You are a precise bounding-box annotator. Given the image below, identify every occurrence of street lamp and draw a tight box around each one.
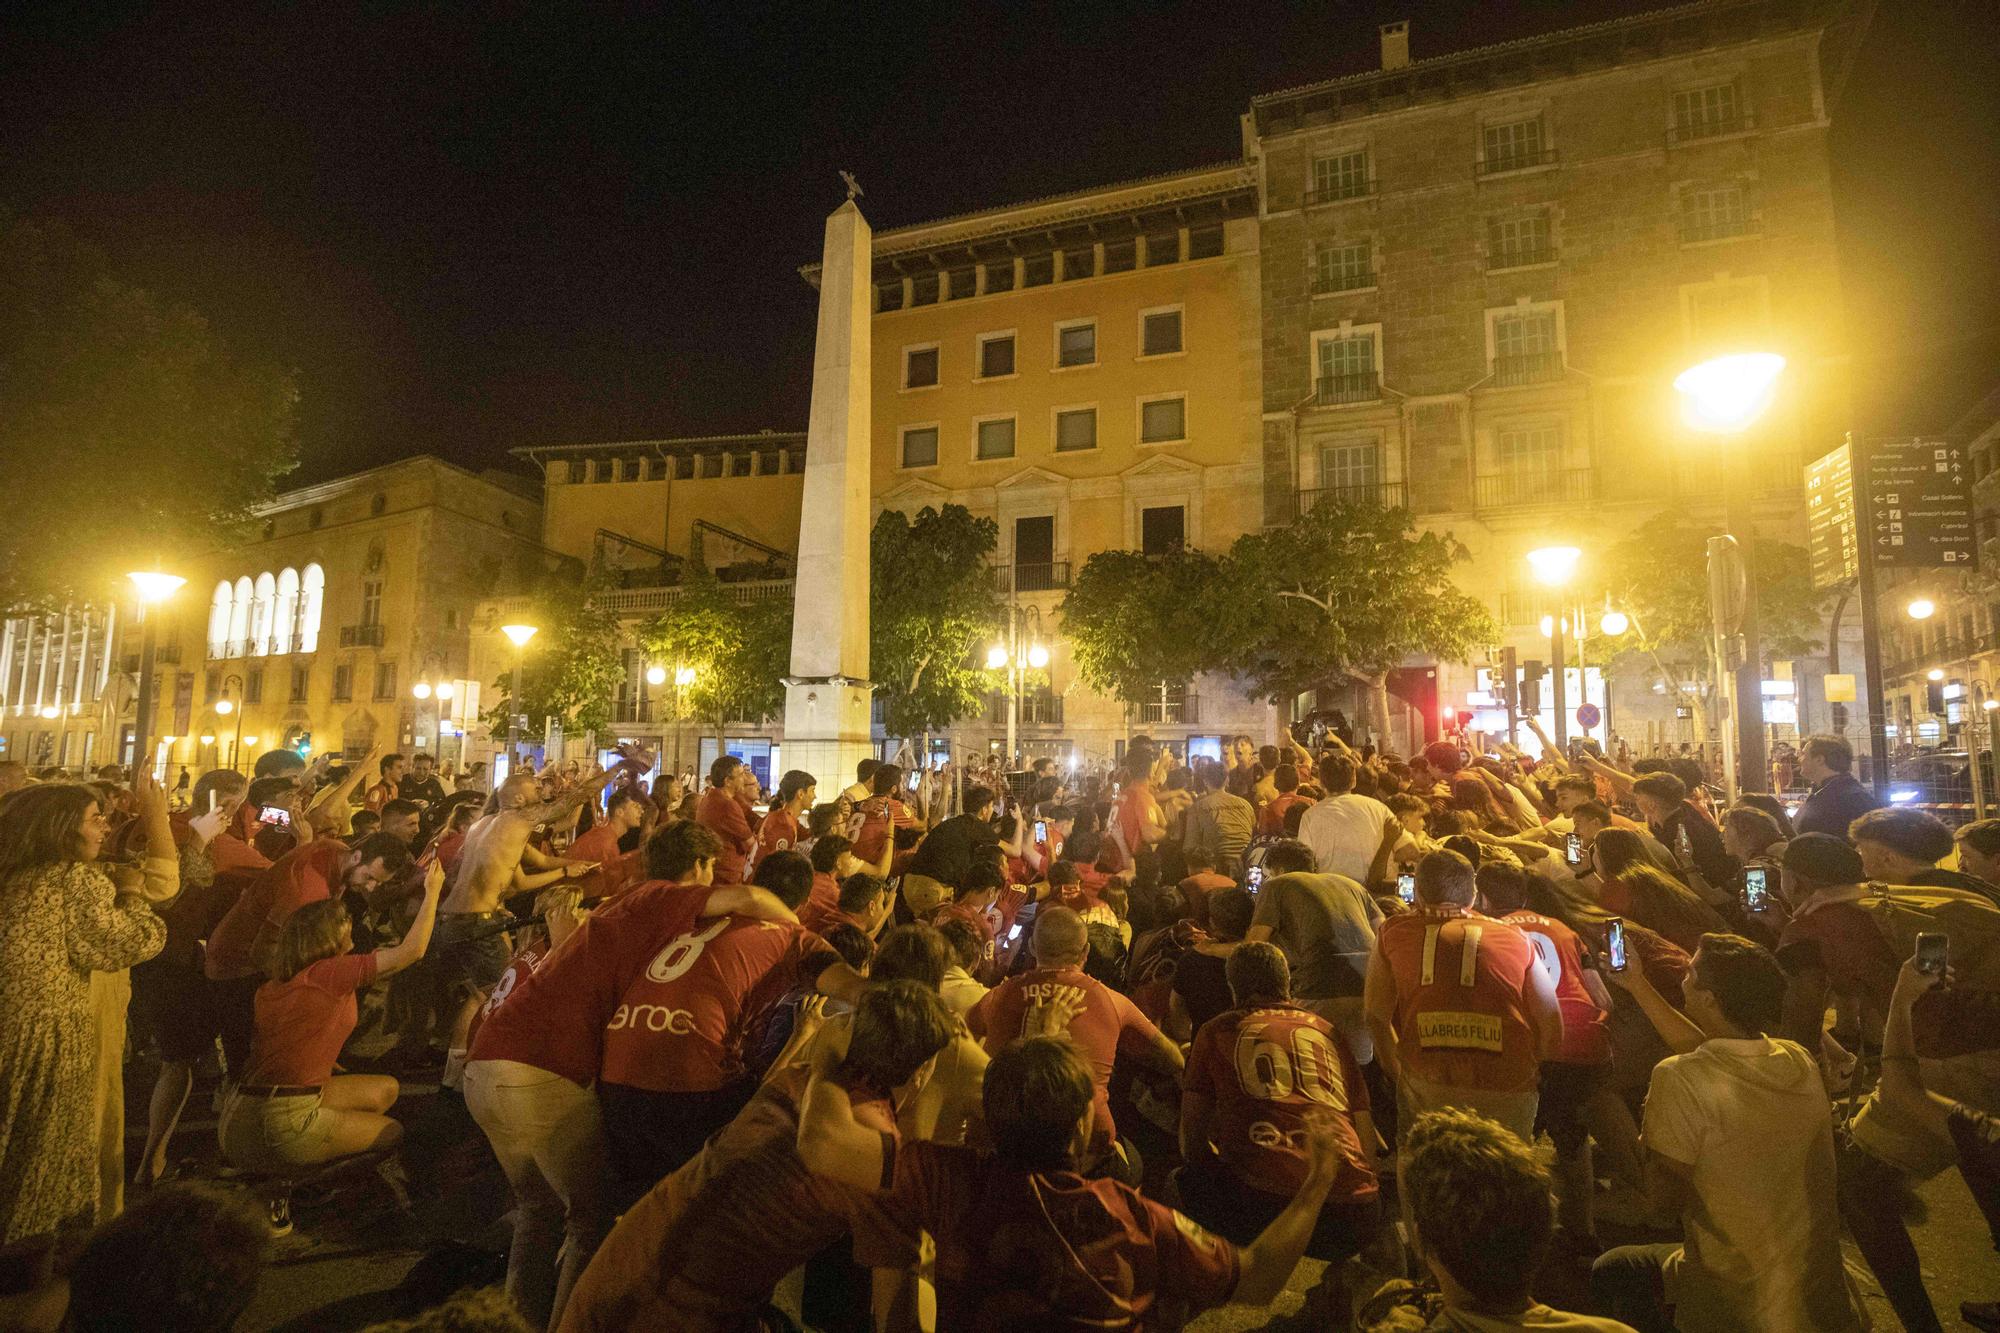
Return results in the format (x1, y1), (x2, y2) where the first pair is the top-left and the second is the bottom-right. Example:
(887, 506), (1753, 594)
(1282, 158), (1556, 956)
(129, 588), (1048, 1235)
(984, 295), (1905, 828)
(500, 623), (538, 773)
(645, 665), (668, 686)
(1527, 546), (1581, 751)
(126, 569), (187, 781)
(1907, 599), (1936, 621)
(216, 672), (246, 772)
(1673, 353), (1787, 435)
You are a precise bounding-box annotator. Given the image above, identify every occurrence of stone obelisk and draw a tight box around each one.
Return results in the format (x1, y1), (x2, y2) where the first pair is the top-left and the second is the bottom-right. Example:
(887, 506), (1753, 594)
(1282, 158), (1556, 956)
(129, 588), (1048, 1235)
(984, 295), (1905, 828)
(782, 191), (875, 784)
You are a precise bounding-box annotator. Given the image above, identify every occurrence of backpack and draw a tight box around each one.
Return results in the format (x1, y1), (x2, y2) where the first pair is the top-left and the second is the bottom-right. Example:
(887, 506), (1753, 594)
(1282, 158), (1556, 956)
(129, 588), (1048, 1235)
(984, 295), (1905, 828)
(1862, 882), (2000, 992)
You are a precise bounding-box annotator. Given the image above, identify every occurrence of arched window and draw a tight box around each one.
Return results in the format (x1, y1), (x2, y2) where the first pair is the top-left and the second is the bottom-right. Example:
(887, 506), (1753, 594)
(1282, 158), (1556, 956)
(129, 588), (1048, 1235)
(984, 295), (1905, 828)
(272, 568), (299, 655)
(250, 571), (276, 656)
(229, 576), (253, 656)
(299, 564), (325, 653)
(208, 582), (233, 659)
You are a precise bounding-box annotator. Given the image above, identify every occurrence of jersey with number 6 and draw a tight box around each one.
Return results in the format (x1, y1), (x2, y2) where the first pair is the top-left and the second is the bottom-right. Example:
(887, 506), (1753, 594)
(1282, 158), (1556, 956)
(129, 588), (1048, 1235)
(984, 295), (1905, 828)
(1376, 907), (1541, 1093)
(1501, 909), (1609, 1065)
(598, 913), (841, 1094)
(1185, 1002), (1377, 1201)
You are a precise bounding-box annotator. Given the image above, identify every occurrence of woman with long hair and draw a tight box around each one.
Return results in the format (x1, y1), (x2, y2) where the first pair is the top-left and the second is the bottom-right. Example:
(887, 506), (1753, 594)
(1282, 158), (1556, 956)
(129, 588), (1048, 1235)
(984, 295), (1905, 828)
(0, 782), (169, 1254)
(217, 857), (443, 1203)
(1590, 827), (1728, 953)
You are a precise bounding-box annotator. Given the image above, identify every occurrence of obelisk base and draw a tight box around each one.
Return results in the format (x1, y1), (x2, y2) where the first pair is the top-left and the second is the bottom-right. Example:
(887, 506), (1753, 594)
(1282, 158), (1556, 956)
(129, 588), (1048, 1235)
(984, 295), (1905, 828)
(782, 678), (876, 786)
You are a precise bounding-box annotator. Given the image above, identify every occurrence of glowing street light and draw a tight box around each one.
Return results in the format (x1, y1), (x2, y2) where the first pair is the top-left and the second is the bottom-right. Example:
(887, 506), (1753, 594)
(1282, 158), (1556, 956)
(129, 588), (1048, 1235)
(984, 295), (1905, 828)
(501, 624), (539, 648)
(1526, 547), (1583, 750)
(1673, 352), (1787, 434)
(216, 698), (235, 714)
(39, 705), (59, 720)
(501, 623), (539, 767)
(243, 734), (259, 745)
(1907, 599), (1936, 621)
(127, 571), (188, 605)
(126, 569), (187, 781)
(1026, 643), (1050, 670)
(1929, 668), (1946, 682)
(985, 643), (1009, 671)
(645, 665), (668, 686)
(675, 666), (697, 687)
(1526, 545), (1582, 587)
(436, 682), (454, 700)
(199, 733), (216, 746)
(411, 681), (433, 700)
(1600, 610), (1631, 637)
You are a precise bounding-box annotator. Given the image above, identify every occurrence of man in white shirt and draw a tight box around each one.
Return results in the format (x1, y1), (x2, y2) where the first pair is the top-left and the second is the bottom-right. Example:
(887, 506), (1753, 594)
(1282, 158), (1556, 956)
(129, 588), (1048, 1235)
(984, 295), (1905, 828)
(1297, 753), (1405, 886)
(1591, 933), (1864, 1333)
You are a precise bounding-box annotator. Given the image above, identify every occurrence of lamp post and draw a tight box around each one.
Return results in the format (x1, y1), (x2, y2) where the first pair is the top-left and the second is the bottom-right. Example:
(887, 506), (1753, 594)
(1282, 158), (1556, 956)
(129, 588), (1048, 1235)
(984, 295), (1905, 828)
(126, 570), (187, 780)
(1527, 546), (1582, 752)
(500, 623), (538, 773)
(411, 658), (456, 759)
(216, 672), (245, 772)
(1674, 351), (1786, 796)
(986, 605), (1048, 768)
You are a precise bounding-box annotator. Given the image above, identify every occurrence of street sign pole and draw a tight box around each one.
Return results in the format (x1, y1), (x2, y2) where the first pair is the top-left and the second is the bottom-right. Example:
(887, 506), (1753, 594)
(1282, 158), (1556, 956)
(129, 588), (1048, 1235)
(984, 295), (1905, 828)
(1854, 437), (1893, 789)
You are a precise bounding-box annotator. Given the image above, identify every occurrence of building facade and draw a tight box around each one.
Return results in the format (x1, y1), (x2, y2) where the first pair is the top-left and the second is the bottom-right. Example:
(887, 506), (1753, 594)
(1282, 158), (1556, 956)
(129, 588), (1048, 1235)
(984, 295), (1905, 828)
(141, 456), (547, 778)
(0, 603), (127, 771)
(1248, 1), (1854, 749)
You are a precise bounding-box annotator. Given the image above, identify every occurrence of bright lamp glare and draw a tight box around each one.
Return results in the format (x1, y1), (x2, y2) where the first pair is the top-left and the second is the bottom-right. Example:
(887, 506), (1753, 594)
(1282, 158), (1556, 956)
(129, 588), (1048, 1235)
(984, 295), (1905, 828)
(675, 666), (697, 686)
(1985, 699), (1999, 713)
(501, 623), (539, 647)
(1907, 599), (1936, 621)
(1539, 615), (1555, 638)
(412, 681), (432, 699)
(39, 705), (59, 720)
(645, 666), (668, 686)
(1600, 611), (1631, 636)
(1928, 668), (1946, 682)
(243, 735), (259, 745)
(1027, 643), (1050, 669)
(1674, 352), (1787, 433)
(126, 570), (187, 604)
(199, 734), (215, 745)
(985, 644), (1009, 670)
(436, 682), (454, 700)
(215, 699), (234, 714)
(1526, 545), (1582, 587)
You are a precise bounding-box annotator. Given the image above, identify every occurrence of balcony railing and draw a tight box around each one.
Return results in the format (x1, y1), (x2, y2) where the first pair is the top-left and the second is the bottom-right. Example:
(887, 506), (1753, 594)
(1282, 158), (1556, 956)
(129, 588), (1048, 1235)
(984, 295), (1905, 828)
(1487, 246), (1555, 271)
(1310, 272), (1373, 295)
(1678, 217), (1758, 245)
(1304, 180), (1375, 207)
(339, 624), (386, 648)
(1475, 468), (1596, 510)
(1314, 373), (1381, 407)
(599, 578), (794, 616)
(1667, 113), (1756, 146)
(1478, 148), (1558, 176)
(989, 694), (1065, 726)
(996, 561), (1071, 594)
(1491, 352), (1565, 386)
(1296, 481), (1407, 514)
(153, 645), (182, 666)
(1133, 694), (1199, 725)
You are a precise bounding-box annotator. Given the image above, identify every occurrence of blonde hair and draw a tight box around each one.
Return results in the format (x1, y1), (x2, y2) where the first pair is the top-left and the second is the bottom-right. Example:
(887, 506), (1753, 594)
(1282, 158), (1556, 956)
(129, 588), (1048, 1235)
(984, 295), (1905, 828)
(274, 898), (351, 981)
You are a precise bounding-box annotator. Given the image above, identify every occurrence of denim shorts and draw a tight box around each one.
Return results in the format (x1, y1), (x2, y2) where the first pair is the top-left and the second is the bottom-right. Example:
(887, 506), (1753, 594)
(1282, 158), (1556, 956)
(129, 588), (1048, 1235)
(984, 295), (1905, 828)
(219, 1090), (336, 1172)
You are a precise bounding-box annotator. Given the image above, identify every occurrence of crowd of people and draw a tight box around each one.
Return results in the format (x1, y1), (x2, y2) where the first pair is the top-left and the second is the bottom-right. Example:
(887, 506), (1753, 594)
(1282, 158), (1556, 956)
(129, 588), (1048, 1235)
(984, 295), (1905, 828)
(2, 722), (1999, 1332)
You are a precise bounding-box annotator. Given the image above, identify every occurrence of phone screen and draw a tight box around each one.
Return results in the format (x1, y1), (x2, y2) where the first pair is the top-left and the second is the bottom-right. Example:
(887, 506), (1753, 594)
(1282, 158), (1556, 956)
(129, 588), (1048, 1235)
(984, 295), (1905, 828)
(1564, 833), (1581, 866)
(1006, 923), (1024, 943)
(258, 806), (290, 827)
(1396, 871), (1416, 905)
(1917, 931), (1949, 976)
(1742, 866), (1768, 912)
(1033, 820), (1047, 844)
(1606, 918), (1627, 972)
(208, 788), (219, 814)
(1246, 865), (1265, 893)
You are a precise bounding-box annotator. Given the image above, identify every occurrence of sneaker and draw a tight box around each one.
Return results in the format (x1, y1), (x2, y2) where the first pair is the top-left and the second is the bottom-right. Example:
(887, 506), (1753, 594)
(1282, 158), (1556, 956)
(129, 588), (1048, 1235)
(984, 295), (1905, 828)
(268, 1196), (293, 1238)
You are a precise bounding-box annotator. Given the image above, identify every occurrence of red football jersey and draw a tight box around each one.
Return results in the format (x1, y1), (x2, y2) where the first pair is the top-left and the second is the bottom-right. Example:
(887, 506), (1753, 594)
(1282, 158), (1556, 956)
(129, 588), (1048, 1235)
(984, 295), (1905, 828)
(966, 966), (1163, 1152)
(1501, 910), (1609, 1065)
(1375, 907), (1541, 1093)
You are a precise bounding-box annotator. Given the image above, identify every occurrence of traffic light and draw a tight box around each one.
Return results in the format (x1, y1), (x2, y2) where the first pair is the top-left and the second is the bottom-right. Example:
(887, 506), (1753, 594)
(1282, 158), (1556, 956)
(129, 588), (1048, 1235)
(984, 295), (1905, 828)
(1520, 658), (1545, 714)
(1927, 679), (1946, 716)
(1830, 703), (1849, 731)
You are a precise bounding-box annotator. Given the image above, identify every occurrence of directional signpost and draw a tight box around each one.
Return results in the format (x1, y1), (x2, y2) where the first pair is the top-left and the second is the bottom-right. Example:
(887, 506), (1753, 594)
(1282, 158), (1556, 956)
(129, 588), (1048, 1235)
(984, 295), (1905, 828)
(1805, 441), (1858, 590)
(1865, 438), (1975, 570)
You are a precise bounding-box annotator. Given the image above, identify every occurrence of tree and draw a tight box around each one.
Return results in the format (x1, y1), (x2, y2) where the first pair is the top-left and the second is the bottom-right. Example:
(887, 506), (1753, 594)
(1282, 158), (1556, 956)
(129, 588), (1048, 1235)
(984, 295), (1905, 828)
(1226, 500), (1497, 740)
(869, 505), (1005, 739)
(1592, 512), (1824, 736)
(1060, 548), (1237, 703)
(0, 212), (298, 607)
(638, 569), (791, 740)
(484, 561), (626, 736)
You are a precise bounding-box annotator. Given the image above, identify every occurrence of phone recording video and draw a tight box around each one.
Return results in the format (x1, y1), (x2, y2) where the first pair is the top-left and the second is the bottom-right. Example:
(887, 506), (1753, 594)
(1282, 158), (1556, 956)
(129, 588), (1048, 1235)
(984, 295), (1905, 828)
(258, 805), (291, 827)
(1917, 931), (1949, 977)
(1006, 923), (1024, 943)
(1396, 871), (1417, 905)
(1246, 865), (1265, 893)
(1606, 917), (1627, 972)
(1742, 865), (1769, 912)
(1564, 832), (1582, 867)
(1033, 820), (1047, 844)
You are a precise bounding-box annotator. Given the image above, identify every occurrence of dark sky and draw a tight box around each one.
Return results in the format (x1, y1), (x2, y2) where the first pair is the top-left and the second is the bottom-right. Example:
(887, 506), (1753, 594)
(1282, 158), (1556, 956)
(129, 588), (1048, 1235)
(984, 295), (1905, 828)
(4, 1), (1996, 485)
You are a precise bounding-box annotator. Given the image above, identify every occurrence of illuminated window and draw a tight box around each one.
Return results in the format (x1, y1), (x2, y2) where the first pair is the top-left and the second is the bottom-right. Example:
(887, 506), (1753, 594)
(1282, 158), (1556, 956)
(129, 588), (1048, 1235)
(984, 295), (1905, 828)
(250, 571), (275, 655)
(298, 564), (324, 652)
(208, 582), (233, 660)
(272, 568), (298, 654)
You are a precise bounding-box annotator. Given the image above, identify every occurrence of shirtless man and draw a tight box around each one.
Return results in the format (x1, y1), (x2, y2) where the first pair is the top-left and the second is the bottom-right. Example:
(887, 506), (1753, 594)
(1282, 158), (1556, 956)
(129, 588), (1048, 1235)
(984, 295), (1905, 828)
(435, 743), (652, 1086)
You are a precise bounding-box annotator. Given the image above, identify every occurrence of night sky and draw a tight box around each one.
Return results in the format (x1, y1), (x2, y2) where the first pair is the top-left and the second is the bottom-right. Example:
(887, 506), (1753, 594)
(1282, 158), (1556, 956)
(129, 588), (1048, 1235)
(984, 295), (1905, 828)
(5, 1), (1996, 485)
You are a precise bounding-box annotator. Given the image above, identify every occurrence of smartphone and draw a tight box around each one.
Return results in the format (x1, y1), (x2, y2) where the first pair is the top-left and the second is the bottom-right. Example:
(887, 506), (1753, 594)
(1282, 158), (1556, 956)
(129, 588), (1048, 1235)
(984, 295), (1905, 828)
(1246, 864), (1265, 893)
(1033, 819), (1047, 844)
(1742, 865), (1769, 912)
(1396, 871), (1417, 905)
(258, 805), (291, 827)
(1564, 832), (1582, 867)
(1916, 931), (1949, 977)
(208, 788), (219, 814)
(1605, 917), (1627, 972)
(1006, 922), (1024, 943)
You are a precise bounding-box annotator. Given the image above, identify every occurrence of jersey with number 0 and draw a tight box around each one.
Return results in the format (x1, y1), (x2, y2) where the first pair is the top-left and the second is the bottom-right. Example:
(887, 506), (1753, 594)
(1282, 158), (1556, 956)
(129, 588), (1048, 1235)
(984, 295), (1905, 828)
(1186, 1003), (1377, 1201)
(1501, 909), (1610, 1065)
(1376, 907), (1541, 1093)
(599, 912), (840, 1094)
(463, 935), (552, 1053)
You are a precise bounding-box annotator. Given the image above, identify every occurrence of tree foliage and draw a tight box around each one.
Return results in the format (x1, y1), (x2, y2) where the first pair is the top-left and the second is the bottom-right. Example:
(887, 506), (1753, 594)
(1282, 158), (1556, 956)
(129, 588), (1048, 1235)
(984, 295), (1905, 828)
(0, 212), (298, 607)
(869, 505), (1004, 737)
(1061, 548), (1237, 704)
(638, 569), (791, 729)
(485, 562), (627, 735)
(1226, 501), (1497, 706)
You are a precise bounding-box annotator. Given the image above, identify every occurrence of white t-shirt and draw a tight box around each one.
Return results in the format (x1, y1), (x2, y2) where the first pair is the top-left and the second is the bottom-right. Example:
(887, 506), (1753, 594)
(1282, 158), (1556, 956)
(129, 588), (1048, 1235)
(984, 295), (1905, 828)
(1297, 792), (1401, 883)
(1643, 1037), (1864, 1333)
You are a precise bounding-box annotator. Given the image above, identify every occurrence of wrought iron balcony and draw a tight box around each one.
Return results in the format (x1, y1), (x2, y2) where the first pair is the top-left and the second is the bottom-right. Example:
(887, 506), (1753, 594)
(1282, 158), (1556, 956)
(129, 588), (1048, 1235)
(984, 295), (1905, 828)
(1478, 148), (1558, 176)
(1314, 373), (1381, 407)
(996, 561), (1071, 595)
(1310, 271), (1374, 295)
(1133, 693), (1199, 725)
(339, 624), (386, 648)
(1486, 246), (1555, 271)
(1295, 482), (1407, 514)
(1475, 468), (1596, 510)
(1491, 351), (1565, 386)
(989, 693), (1065, 726)
(1304, 179), (1375, 207)
(1667, 113), (1756, 146)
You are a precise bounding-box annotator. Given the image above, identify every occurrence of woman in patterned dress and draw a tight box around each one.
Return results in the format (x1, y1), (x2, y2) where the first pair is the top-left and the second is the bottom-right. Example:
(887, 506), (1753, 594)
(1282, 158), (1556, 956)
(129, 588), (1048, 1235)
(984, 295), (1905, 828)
(0, 783), (168, 1254)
